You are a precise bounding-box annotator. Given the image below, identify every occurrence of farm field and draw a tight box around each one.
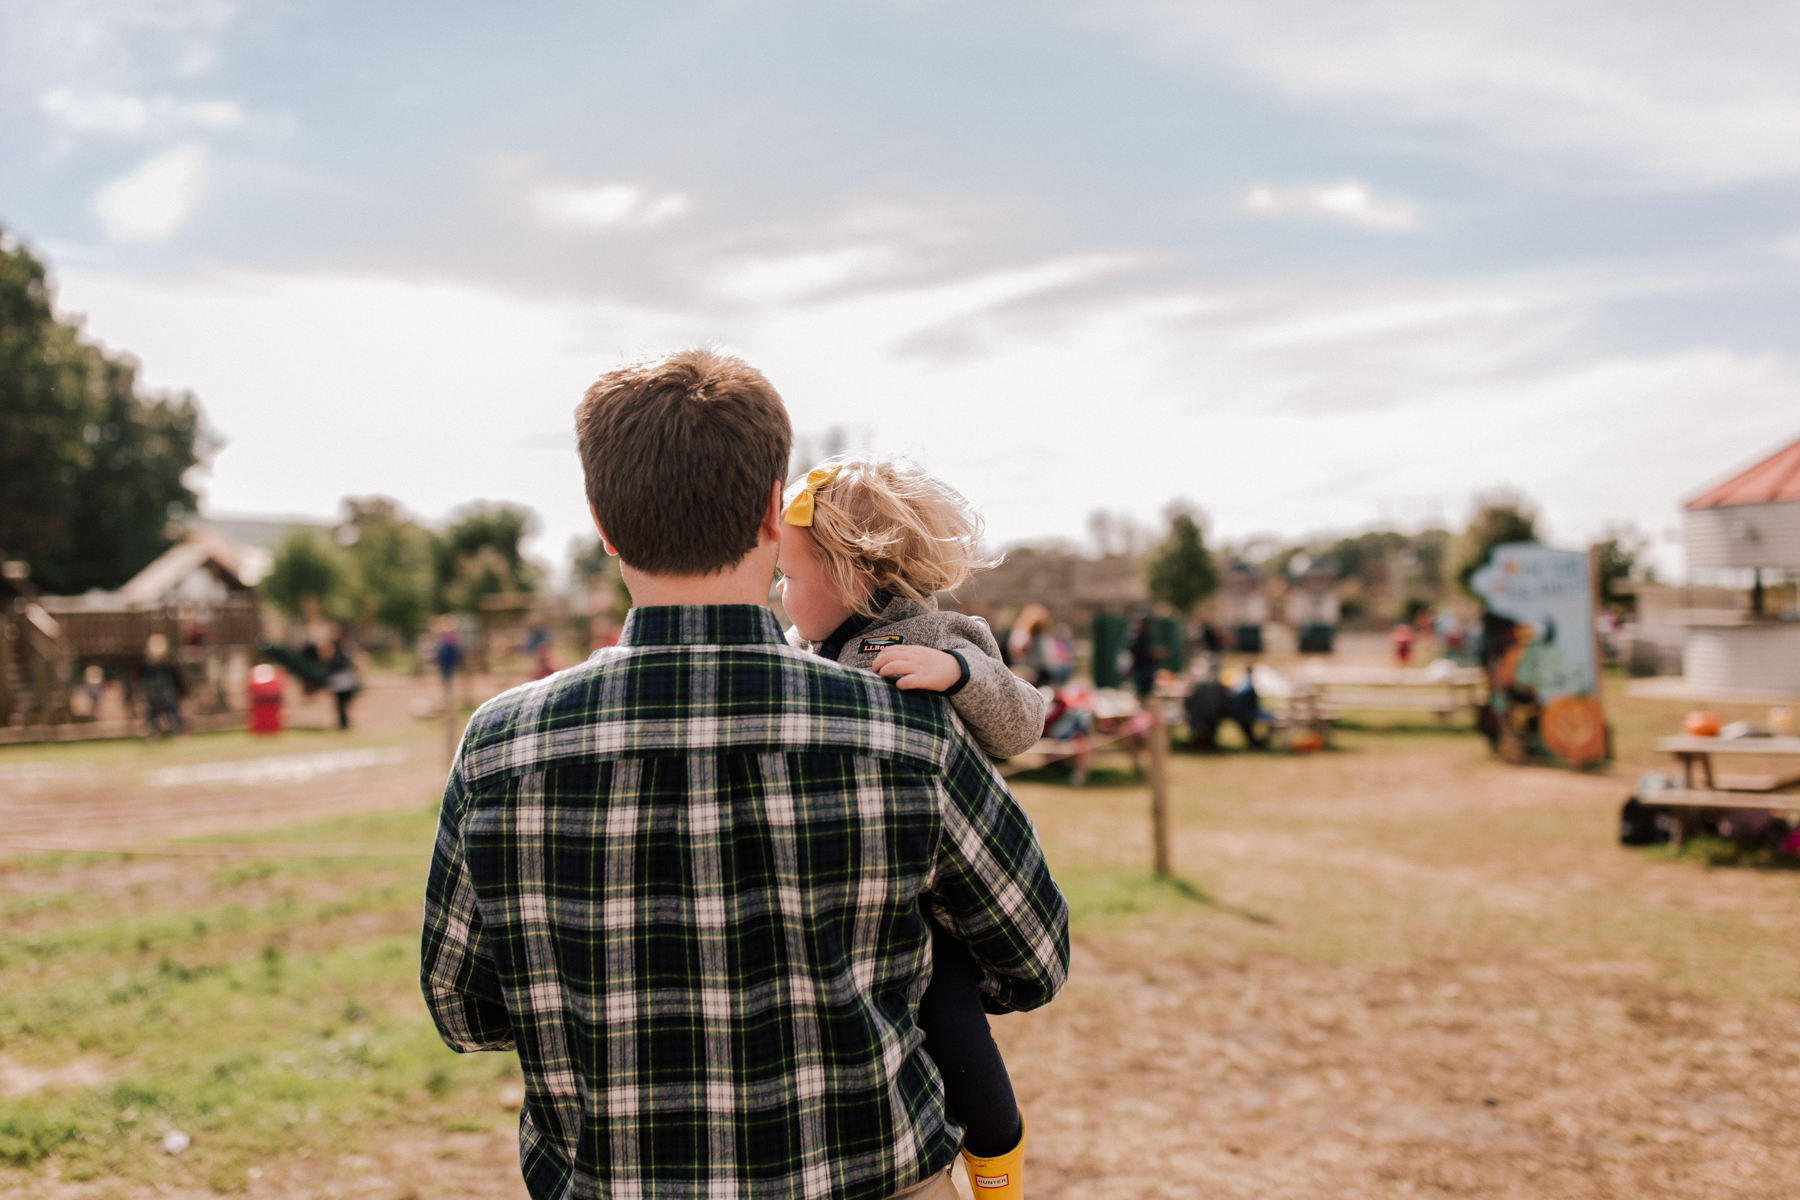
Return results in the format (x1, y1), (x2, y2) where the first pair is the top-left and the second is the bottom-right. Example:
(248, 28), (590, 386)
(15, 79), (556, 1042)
(1, 673), (1796, 1199)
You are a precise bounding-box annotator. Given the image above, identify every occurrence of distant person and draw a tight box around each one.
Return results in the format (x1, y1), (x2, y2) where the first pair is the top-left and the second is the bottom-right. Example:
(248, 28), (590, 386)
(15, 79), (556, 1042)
(432, 617), (463, 706)
(1199, 620), (1225, 656)
(1390, 620), (1415, 665)
(324, 625), (360, 730)
(1007, 603), (1060, 688)
(1128, 615), (1166, 698)
(529, 639), (556, 680)
(140, 634), (185, 737)
(422, 349), (1066, 1200)
(776, 456), (1050, 1191)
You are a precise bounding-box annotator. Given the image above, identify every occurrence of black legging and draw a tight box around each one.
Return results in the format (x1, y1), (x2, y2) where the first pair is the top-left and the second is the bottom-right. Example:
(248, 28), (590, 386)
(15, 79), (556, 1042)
(916, 916), (1022, 1157)
(334, 689), (353, 730)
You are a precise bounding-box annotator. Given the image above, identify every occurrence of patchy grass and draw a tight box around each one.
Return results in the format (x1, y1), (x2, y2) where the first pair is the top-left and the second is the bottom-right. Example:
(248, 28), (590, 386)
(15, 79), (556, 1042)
(0, 801), (517, 1191)
(3, 677), (1799, 1197)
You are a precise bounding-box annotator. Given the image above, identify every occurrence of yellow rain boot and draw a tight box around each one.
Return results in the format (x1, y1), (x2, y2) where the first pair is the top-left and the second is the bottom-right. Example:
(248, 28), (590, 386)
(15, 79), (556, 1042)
(960, 1113), (1025, 1200)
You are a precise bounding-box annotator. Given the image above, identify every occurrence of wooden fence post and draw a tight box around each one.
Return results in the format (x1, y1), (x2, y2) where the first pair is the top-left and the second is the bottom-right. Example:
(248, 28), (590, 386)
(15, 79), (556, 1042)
(1149, 696), (1172, 878)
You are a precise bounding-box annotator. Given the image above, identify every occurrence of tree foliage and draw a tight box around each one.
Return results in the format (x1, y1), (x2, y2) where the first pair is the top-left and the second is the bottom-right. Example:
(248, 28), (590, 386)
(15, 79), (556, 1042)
(341, 496), (435, 638)
(1455, 491), (1539, 594)
(0, 229), (212, 593)
(436, 503), (540, 613)
(265, 530), (349, 620)
(1144, 511), (1219, 616)
(1593, 524), (1650, 612)
(571, 535), (631, 620)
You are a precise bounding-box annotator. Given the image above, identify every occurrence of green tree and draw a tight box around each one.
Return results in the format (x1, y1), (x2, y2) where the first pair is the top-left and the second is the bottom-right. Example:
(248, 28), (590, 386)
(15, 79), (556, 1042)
(0, 228), (213, 593)
(435, 503), (541, 612)
(1455, 490), (1539, 594)
(340, 497), (435, 638)
(1593, 524), (1650, 613)
(265, 530), (350, 621)
(572, 535), (631, 620)
(1144, 511), (1219, 616)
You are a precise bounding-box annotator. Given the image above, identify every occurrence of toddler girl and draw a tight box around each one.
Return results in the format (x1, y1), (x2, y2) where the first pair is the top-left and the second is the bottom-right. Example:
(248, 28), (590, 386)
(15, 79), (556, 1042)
(776, 457), (1044, 1199)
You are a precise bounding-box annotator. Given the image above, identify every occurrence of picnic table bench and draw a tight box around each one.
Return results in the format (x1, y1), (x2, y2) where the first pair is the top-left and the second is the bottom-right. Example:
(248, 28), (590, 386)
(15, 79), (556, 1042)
(1648, 735), (1800, 847)
(1290, 665), (1487, 726)
(998, 688), (1151, 784)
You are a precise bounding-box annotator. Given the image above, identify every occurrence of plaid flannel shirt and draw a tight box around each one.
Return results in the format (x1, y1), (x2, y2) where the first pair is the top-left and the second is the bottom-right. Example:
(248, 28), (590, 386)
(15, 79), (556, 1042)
(421, 605), (1068, 1200)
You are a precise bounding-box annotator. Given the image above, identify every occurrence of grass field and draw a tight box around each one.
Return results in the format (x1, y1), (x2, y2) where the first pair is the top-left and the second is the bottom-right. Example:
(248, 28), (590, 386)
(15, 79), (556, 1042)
(2, 674), (1797, 1198)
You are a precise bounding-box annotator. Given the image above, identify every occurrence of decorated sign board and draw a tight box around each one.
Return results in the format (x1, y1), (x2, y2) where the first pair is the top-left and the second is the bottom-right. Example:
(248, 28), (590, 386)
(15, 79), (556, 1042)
(1469, 542), (1608, 767)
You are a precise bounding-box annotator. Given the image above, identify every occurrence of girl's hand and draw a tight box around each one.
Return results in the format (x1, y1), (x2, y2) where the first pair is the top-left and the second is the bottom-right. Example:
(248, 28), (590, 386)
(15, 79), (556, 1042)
(871, 646), (962, 691)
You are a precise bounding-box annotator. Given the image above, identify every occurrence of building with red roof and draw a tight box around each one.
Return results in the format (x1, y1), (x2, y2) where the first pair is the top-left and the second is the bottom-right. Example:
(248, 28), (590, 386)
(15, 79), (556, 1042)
(1675, 433), (1800, 695)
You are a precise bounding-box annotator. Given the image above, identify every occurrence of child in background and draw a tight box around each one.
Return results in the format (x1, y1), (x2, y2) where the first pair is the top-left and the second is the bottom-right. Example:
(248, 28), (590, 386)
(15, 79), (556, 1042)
(776, 458), (1044, 1199)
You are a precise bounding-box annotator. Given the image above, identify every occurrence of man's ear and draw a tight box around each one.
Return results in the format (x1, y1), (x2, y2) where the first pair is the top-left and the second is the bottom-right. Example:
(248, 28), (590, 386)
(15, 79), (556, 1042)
(589, 504), (619, 557)
(759, 480), (784, 545)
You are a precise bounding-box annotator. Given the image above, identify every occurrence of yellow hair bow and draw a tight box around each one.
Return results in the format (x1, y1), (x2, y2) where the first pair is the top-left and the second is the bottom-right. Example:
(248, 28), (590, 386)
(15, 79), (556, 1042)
(783, 465), (841, 527)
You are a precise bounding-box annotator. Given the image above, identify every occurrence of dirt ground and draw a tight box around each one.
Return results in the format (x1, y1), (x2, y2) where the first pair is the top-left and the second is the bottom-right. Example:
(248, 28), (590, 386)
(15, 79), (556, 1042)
(3, 667), (1798, 1199)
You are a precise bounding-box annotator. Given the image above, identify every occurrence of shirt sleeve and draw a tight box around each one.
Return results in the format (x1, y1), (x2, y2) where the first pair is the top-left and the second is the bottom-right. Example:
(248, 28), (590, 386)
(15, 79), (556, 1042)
(420, 754), (516, 1052)
(926, 731), (1070, 1014)
(935, 616), (1048, 760)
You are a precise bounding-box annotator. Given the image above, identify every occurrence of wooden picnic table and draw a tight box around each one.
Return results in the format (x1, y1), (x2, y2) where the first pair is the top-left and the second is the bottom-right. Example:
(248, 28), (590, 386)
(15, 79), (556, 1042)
(1649, 735), (1800, 847)
(1291, 664), (1487, 726)
(1653, 735), (1800, 792)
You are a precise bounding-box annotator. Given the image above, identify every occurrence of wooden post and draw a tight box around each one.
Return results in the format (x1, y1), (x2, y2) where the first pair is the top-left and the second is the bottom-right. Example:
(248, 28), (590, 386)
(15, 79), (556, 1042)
(1148, 696), (1172, 877)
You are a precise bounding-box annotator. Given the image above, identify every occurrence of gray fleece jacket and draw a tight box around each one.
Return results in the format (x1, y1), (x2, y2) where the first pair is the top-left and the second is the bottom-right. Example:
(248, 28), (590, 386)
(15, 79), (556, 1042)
(785, 593), (1047, 759)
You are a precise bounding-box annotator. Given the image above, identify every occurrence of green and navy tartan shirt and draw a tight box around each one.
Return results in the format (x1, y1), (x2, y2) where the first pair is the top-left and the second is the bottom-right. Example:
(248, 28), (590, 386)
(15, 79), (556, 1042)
(421, 605), (1068, 1200)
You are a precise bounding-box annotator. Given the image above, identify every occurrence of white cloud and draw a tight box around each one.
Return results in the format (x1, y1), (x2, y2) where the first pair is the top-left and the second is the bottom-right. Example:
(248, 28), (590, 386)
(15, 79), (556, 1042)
(94, 144), (207, 242)
(713, 246), (900, 304)
(527, 183), (691, 231)
(1098, 0), (1800, 188)
(41, 88), (243, 135)
(1242, 181), (1417, 231)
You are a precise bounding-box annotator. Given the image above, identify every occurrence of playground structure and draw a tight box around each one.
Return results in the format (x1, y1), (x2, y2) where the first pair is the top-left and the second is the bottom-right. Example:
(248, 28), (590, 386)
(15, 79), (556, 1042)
(0, 534), (261, 742)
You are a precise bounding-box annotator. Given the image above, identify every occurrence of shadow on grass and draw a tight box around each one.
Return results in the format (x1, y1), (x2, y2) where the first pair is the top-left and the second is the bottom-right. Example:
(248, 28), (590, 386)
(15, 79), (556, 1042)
(1642, 835), (1800, 872)
(1325, 718), (1480, 736)
(1061, 869), (1276, 926)
(1005, 765), (1144, 788)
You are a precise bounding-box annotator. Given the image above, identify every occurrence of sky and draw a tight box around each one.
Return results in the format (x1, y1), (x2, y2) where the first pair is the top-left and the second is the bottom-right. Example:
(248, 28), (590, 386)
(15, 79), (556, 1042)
(4, 0), (1799, 577)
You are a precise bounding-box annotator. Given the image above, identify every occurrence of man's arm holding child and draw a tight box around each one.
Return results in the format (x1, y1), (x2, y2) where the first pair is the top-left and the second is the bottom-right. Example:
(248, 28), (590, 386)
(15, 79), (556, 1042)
(925, 733), (1070, 1013)
(872, 615), (1047, 758)
(420, 763), (515, 1053)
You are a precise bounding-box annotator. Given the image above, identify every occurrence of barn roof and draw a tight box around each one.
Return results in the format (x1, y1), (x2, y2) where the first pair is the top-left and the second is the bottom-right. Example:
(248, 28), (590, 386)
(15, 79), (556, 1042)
(1686, 433), (1800, 510)
(114, 532), (252, 606)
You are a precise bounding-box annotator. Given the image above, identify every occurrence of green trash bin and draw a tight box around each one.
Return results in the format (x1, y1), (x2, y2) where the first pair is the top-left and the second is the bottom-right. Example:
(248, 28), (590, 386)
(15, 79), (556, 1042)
(1152, 616), (1186, 675)
(1091, 613), (1130, 689)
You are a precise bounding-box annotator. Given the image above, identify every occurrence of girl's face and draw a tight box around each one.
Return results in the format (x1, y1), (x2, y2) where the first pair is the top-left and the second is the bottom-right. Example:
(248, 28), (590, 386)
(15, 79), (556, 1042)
(777, 525), (857, 642)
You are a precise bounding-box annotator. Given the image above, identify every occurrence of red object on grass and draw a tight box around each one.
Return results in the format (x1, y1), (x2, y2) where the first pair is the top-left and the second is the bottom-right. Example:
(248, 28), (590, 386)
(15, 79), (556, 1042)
(249, 665), (284, 734)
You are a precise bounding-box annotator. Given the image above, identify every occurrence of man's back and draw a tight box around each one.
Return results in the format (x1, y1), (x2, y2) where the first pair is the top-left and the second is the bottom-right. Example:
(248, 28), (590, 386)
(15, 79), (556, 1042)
(422, 605), (1068, 1200)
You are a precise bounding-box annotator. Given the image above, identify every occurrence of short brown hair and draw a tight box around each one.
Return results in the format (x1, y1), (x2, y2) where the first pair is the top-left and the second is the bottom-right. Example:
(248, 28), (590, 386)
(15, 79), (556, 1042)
(576, 349), (791, 575)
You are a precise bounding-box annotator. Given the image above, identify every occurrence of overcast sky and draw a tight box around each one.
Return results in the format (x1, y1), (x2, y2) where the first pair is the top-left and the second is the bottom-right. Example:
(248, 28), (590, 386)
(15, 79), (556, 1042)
(5, 1), (1799, 575)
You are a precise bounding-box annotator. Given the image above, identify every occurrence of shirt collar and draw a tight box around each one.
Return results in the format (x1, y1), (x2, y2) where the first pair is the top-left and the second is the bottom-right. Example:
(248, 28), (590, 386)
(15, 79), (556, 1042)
(818, 589), (894, 660)
(617, 605), (786, 647)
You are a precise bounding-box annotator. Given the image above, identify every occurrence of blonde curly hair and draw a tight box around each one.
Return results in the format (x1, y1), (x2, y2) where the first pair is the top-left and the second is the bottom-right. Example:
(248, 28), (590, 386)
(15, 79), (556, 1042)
(787, 456), (996, 616)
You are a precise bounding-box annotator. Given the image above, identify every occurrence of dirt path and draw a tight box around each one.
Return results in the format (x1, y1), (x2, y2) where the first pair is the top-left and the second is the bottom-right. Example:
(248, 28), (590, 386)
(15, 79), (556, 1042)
(0, 672), (529, 848)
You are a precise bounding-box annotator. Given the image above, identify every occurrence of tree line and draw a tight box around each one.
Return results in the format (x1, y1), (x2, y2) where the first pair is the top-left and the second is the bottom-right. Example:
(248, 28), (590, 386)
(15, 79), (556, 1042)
(0, 229), (210, 593)
(1136, 491), (1648, 620)
(264, 499), (543, 644)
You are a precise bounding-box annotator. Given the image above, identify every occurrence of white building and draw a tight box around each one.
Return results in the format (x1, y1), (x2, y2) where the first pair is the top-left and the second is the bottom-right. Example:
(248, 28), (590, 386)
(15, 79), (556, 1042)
(1678, 434), (1800, 694)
